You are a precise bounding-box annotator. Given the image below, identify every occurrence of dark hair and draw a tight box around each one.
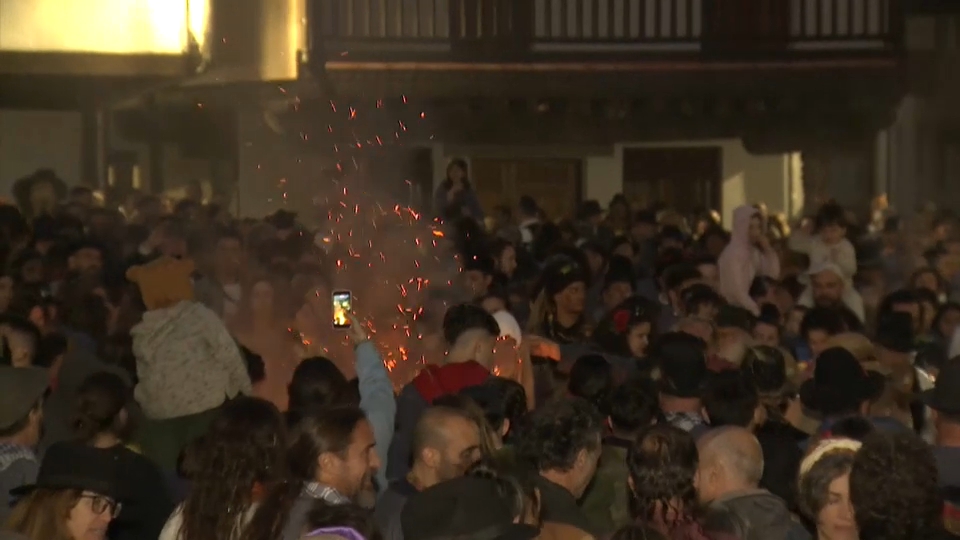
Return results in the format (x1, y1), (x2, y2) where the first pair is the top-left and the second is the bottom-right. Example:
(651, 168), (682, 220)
(466, 456), (541, 527)
(287, 357), (349, 415)
(593, 296), (658, 358)
(830, 416), (877, 442)
(477, 377), (528, 438)
(607, 379), (658, 435)
(180, 397), (287, 540)
(567, 354), (613, 415)
(877, 289), (919, 322)
(243, 406), (367, 540)
(515, 397), (603, 472)
(798, 448), (857, 522)
(34, 332), (68, 369)
(799, 307), (845, 340)
(0, 315), (41, 365)
(702, 371), (759, 428)
(814, 202), (848, 231)
(910, 267), (947, 296)
(304, 502), (382, 540)
(849, 431), (944, 540)
(663, 264), (702, 294)
(442, 303), (500, 345)
(215, 226), (244, 246)
(73, 372), (131, 443)
(680, 284), (724, 317)
(756, 303), (781, 330)
(626, 425), (699, 528)
(933, 302), (960, 339)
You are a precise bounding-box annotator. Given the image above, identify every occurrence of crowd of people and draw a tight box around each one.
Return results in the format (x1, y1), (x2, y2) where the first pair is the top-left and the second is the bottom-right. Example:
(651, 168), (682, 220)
(2, 162), (960, 540)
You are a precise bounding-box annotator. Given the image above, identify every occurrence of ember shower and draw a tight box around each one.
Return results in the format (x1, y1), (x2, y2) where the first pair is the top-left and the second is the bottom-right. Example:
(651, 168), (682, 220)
(286, 94), (467, 387)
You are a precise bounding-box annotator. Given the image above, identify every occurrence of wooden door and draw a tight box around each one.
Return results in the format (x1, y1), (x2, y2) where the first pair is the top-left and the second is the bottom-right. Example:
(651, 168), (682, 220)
(622, 147), (722, 213)
(470, 158), (582, 220)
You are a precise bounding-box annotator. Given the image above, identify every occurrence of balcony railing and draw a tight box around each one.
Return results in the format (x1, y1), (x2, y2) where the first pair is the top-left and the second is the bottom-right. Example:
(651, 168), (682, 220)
(310, 0), (903, 62)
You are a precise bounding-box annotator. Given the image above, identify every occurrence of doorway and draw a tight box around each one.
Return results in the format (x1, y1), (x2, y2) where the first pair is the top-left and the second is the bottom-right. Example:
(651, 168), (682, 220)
(622, 147), (722, 212)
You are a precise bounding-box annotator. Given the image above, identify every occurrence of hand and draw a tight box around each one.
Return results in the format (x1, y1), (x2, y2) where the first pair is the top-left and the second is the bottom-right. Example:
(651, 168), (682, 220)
(347, 314), (369, 345)
(526, 335), (560, 362)
(756, 235), (772, 253)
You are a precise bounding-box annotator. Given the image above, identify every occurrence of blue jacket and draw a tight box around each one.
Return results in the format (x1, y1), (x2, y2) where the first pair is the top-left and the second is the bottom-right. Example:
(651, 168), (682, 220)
(356, 341), (397, 493)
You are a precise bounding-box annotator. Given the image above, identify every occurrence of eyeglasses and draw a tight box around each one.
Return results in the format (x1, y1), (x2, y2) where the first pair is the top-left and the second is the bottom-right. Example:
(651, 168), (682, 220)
(81, 494), (122, 519)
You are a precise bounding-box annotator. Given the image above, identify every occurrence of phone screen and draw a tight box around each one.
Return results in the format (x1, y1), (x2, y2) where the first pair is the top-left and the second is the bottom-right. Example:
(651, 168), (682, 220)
(332, 290), (352, 329)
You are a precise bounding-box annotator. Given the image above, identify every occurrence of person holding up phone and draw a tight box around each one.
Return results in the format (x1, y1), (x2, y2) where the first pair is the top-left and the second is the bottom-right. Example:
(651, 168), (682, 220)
(342, 308), (396, 498)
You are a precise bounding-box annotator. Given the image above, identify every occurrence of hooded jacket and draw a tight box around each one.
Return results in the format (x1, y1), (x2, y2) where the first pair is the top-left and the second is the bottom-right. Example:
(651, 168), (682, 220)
(386, 361), (489, 480)
(132, 300), (252, 419)
(709, 489), (810, 540)
(718, 206), (780, 315)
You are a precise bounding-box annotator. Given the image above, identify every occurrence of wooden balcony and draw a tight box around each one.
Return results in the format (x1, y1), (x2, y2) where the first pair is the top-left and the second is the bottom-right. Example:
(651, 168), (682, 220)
(310, 0), (904, 64)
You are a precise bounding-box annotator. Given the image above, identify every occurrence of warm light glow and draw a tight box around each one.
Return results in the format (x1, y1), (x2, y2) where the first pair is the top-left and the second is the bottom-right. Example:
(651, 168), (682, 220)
(0, 0), (210, 54)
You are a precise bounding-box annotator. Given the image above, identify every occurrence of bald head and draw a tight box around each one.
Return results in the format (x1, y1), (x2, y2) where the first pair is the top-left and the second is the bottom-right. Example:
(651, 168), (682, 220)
(411, 406), (483, 483)
(698, 427), (764, 496)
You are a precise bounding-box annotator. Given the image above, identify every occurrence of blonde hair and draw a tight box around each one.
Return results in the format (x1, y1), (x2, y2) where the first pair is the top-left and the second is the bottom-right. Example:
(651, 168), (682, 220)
(6, 488), (80, 540)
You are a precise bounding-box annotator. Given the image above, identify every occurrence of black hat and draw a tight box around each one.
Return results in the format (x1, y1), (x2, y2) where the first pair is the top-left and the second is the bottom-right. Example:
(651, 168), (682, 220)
(535, 258), (586, 298)
(652, 332), (707, 398)
(874, 312), (915, 354)
(715, 305), (756, 333)
(922, 356), (960, 415)
(0, 366), (49, 430)
(11, 441), (121, 499)
(799, 347), (885, 415)
(401, 476), (538, 540)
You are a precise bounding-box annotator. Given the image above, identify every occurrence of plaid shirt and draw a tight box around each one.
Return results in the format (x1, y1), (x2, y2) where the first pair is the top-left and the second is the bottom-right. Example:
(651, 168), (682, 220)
(302, 482), (349, 505)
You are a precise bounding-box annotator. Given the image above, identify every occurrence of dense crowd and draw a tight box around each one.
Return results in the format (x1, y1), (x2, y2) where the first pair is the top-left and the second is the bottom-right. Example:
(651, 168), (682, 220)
(1, 162), (960, 540)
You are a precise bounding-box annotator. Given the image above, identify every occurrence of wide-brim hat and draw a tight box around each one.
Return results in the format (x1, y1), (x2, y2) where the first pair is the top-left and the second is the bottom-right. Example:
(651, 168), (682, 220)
(799, 347), (885, 415)
(401, 476), (537, 540)
(11, 442), (121, 500)
(0, 366), (49, 430)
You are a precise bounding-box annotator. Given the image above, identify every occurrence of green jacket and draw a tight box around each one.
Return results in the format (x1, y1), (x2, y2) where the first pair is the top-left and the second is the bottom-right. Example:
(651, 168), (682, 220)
(579, 438), (632, 535)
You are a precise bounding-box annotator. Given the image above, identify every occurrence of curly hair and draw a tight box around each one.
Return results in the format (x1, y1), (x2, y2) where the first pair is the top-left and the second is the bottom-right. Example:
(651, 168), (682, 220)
(797, 448), (856, 522)
(179, 397), (287, 540)
(514, 397), (603, 472)
(849, 431), (943, 540)
(626, 425), (699, 530)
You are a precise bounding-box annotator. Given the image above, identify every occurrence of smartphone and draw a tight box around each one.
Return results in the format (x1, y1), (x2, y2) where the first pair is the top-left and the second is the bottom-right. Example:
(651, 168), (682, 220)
(332, 290), (352, 329)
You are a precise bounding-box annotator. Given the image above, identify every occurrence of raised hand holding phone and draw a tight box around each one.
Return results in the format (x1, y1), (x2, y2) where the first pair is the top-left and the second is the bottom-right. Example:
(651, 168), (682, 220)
(346, 313), (369, 345)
